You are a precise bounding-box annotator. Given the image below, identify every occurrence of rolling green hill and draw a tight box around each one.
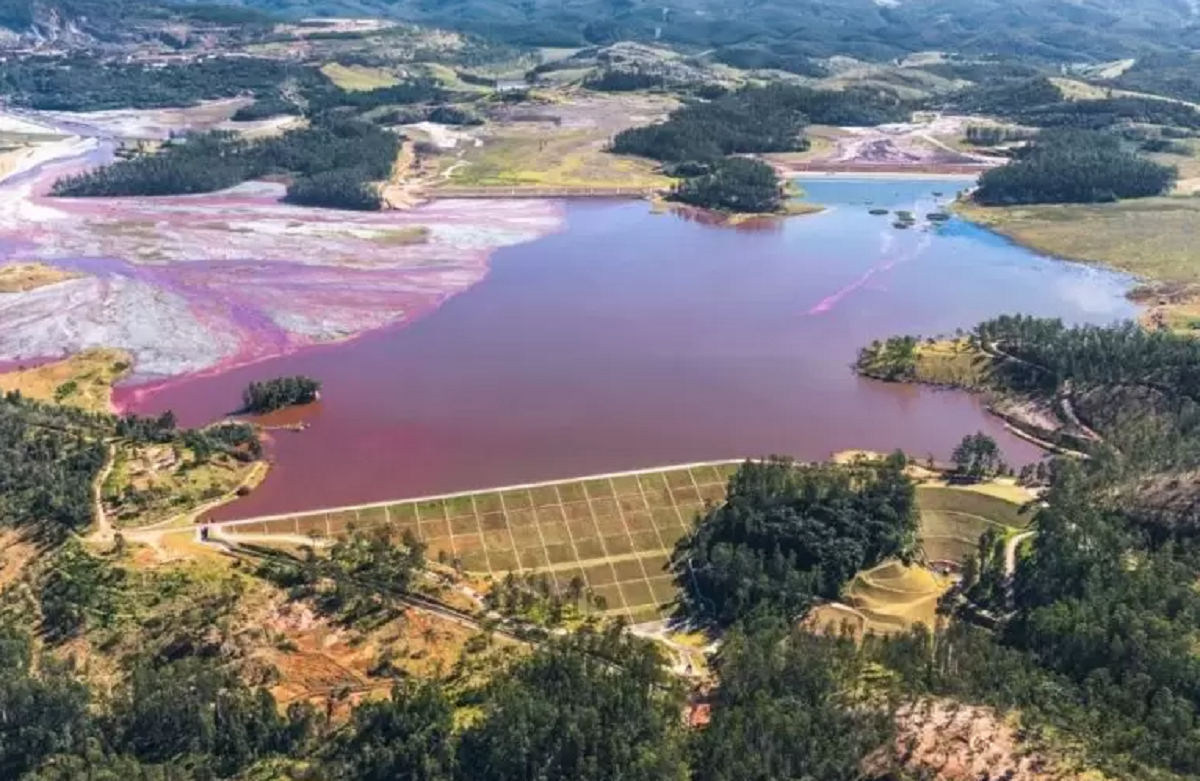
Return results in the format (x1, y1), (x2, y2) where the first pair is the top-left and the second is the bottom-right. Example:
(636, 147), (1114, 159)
(169, 0), (1200, 62)
(0, 0), (277, 44)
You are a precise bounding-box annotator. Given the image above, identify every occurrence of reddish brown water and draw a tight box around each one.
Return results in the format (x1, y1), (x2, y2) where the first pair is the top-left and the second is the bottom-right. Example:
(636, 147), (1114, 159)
(124, 179), (1138, 519)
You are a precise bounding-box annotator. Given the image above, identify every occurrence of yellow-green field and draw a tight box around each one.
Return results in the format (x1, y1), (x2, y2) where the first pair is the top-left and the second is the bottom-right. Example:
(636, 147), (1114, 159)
(957, 197), (1200, 324)
(958, 198), (1200, 283)
(812, 484), (1030, 636)
(912, 339), (993, 388)
(319, 63), (400, 91)
(442, 130), (669, 190)
(917, 484), (1031, 564)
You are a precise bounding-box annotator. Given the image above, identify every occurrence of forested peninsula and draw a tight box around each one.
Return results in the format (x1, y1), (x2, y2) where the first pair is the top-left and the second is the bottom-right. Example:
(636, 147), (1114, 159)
(610, 83), (905, 214)
(52, 119), (400, 211)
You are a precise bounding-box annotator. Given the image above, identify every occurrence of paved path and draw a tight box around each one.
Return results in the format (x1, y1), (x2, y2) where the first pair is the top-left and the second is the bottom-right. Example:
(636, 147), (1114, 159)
(1003, 530), (1036, 607)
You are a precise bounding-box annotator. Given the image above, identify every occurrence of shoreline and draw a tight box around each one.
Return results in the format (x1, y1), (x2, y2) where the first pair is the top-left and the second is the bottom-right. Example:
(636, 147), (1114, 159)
(786, 170), (981, 181)
(950, 200), (1178, 325)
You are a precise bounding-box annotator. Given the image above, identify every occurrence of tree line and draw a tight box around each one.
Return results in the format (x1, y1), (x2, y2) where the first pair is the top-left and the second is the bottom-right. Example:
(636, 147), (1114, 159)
(611, 83), (904, 214)
(612, 83), (904, 164)
(3, 601), (930, 781)
(973, 129), (1176, 205)
(0, 55), (323, 112)
(52, 119), (401, 211)
(672, 453), (919, 625)
(947, 76), (1200, 131)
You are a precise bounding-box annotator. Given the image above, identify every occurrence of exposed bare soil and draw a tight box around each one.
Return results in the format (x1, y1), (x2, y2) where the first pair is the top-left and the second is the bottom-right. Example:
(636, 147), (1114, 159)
(881, 700), (1104, 781)
(0, 262), (80, 292)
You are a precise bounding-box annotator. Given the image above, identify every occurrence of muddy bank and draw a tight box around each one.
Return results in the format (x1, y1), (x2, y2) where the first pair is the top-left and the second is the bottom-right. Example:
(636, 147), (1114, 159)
(0, 122), (566, 390)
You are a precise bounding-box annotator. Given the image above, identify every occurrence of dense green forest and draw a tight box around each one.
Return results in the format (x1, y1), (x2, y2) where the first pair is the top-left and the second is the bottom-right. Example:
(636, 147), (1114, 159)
(0, 56), (322, 112)
(673, 454), (918, 625)
(0, 390), (260, 542)
(828, 314), (1200, 776)
(1113, 53), (1200, 104)
(582, 68), (666, 92)
(241, 376), (321, 413)
(52, 119), (400, 210)
(0, 391), (108, 542)
(970, 315), (1200, 479)
(973, 130), (1176, 205)
(946, 76), (1200, 131)
(612, 83), (903, 164)
(0, 615), (691, 781)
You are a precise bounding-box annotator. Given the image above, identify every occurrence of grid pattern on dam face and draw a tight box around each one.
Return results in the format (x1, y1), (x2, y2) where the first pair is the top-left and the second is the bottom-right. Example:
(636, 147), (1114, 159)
(218, 462), (740, 621)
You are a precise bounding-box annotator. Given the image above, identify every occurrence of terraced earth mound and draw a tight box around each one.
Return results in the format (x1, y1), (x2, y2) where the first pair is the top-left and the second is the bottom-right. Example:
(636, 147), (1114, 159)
(848, 560), (949, 634)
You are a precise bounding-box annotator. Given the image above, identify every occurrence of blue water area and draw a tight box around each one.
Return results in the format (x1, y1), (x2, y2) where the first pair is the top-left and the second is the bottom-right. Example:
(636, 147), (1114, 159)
(797, 176), (974, 210)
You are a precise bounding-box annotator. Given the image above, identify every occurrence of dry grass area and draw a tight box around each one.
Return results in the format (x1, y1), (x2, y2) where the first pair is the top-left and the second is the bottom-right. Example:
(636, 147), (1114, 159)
(103, 442), (260, 528)
(0, 262), (81, 292)
(959, 198), (1200, 331)
(1051, 76), (1200, 110)
(319, 63), (400, 92)
(0, 348), (130, 413)
(435, 94), (675, 191)
(442, 129), (667, 189)
(912, 339), (993, 389)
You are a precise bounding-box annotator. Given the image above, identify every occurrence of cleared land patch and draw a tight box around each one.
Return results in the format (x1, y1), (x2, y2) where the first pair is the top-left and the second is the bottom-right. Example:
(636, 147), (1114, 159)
(846, 560), (951, 634)
(813, 484), (1029, 636)
(433, 94), (674, 192)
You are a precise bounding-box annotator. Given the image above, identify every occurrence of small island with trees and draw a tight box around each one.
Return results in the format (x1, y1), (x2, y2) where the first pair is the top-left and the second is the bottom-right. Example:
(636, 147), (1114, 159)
(241, 376), (322, 414)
